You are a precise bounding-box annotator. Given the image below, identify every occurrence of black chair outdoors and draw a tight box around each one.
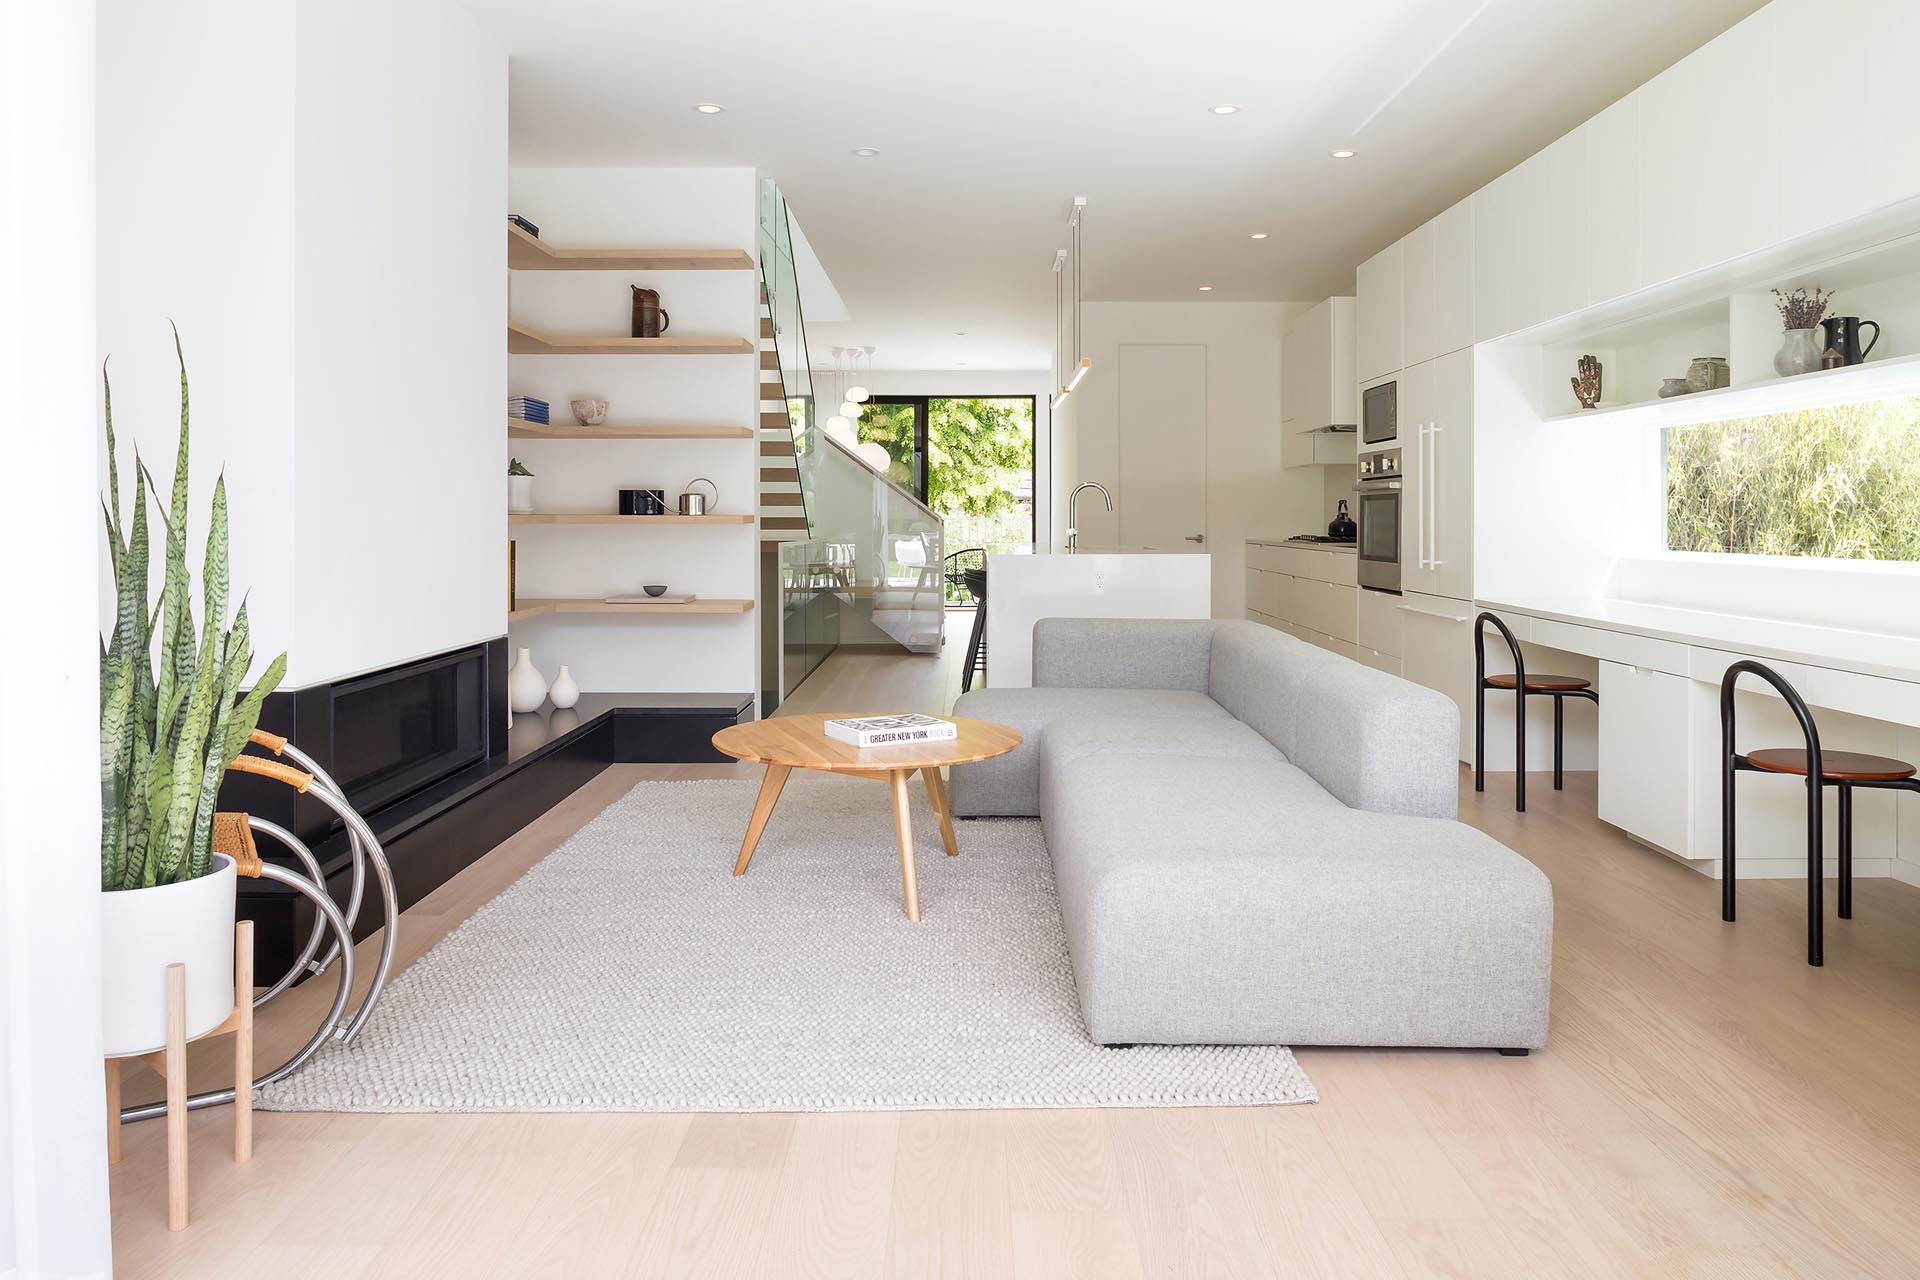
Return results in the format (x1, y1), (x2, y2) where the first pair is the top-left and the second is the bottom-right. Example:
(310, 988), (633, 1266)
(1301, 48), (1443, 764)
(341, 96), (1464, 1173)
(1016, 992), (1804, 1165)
(944, 548), (989, 693)
(1720, 659), (1918, 967)
(1473, 612), (1598, 813)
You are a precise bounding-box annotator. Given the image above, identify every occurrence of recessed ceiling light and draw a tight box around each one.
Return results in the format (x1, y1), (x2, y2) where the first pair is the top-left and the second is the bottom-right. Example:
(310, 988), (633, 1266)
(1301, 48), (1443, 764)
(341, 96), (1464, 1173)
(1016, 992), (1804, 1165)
(1330, 149), (1357, 159)
(851, 146), (880, 157)
(1198, 285), (1215, 292)
(1210, 104), (1240, 115)
(955, 331), (968, 336)
(693, 103), (725, 115)
(1249, 232), (1269, 240)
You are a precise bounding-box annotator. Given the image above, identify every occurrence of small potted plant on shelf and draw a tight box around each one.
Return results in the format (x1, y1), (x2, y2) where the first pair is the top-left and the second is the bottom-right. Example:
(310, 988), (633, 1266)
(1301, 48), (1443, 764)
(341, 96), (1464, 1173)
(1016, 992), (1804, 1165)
(1772, 286), (1834, 378)
(509, 457), (535, 513)
(98, 328), (287, 1058)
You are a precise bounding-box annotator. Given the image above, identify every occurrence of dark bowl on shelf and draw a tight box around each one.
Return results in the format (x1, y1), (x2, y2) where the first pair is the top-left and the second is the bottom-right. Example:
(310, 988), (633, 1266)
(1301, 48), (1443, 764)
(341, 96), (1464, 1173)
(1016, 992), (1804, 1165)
(643, 584), (668, 597)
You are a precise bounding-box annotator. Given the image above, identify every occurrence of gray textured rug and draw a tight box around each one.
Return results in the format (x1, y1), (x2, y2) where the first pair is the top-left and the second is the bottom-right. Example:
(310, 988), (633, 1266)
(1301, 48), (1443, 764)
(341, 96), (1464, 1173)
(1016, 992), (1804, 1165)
(257, 774), (1316, 1113)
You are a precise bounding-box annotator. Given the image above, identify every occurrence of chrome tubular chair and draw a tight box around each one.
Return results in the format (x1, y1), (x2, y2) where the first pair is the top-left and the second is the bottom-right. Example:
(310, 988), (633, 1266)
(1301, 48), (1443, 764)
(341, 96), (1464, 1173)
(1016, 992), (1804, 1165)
(118, 729), (399, 1124)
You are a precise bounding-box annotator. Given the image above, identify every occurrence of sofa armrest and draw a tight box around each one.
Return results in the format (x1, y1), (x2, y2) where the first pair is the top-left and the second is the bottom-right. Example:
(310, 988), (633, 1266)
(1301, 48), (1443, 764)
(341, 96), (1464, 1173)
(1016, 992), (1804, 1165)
(1290, 664), (1460, 820)
(1031, 618), (1216, 691)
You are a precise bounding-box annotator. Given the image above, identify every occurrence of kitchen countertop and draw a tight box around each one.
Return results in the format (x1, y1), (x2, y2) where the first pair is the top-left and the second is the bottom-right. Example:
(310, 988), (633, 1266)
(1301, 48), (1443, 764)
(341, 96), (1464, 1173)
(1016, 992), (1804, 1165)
(1481, 594), (1920, 685)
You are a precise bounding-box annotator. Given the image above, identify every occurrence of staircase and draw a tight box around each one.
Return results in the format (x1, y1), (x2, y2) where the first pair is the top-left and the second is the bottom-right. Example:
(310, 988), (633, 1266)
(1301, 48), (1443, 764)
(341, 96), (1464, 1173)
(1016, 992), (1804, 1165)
(757, 294), (808, 548)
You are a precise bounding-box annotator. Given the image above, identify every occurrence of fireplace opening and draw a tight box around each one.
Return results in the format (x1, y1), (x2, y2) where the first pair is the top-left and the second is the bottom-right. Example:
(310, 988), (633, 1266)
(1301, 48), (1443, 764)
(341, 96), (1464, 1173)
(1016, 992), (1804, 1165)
(330, 646), (491, 818)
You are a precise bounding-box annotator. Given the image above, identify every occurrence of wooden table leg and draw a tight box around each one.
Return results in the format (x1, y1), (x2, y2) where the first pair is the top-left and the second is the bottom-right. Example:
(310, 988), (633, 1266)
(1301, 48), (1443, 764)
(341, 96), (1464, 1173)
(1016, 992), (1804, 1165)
(234, 920), (254, 1164)
(105, 1058), (122, 1165)
(889, 768), (921, 922)
(923, 767), (960, 857)
(734, 763), (792, 876)
(165, 962), (188, 1232)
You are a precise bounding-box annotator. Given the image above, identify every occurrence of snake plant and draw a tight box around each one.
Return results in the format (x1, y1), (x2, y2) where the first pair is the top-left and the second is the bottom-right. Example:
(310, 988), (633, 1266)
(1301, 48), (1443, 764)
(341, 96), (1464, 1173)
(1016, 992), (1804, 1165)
(99, 326), (287, 891)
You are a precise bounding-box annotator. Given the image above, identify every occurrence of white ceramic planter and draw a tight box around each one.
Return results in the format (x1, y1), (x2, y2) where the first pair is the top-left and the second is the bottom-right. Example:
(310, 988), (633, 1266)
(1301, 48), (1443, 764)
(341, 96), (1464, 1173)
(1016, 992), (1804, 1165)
(99, 855), (237, 1057)
(508, 474), (534, 513)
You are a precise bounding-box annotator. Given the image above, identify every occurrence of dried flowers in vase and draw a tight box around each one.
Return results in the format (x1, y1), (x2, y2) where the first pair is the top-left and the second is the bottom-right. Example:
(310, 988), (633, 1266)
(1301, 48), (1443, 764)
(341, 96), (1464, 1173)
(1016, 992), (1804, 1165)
(1771, 287), (1833, 377)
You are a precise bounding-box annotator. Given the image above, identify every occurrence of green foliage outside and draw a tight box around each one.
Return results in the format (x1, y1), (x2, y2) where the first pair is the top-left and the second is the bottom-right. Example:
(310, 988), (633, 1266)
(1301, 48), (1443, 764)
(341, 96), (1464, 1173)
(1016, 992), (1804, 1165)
(1664, 393), (1920, 561)
(856, 398), (1034, 519)
(100, 330), (287, 891)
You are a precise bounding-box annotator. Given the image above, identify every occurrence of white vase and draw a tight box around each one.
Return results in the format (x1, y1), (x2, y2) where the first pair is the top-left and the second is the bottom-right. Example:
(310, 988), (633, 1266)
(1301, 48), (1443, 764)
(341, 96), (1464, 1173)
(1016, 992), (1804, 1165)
(1774, 328), (1821, 378)
(508, 646), (549, 713)
(100, 855), (238, 1057)
(549, 664), (580, 709)
(508, 474), (535, 513)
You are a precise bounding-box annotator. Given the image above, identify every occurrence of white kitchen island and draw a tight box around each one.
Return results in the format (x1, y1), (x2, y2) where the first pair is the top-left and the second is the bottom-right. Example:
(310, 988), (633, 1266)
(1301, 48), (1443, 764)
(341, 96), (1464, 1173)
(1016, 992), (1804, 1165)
(984, 549), (1212, 688)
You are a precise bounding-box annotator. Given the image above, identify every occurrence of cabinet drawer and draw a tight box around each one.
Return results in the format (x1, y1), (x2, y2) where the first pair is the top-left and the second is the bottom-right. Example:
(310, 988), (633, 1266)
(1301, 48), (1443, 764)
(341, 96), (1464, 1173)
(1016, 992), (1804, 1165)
(1358, 646), (1401, 677)
(1597, 660), (1692, 857)
(1297, 625), (1358, 662)
(1356, 587), (1404, 658)
(1244, 567), (1280, 616)
(1293, 578), (1357, 643)
(1246, 542), (1285, 573)
(1527, 616), (1602, 658)
(1598, 628), (1689, 676)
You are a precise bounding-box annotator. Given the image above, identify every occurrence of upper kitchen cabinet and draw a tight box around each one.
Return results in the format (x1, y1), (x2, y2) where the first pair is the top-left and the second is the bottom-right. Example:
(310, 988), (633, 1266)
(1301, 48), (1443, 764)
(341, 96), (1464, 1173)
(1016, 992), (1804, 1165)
(1401, 221), (1435, 368)
(1430, 198), (1475, 357)
(1636, 6), (1776, 286)
(1586, 94), (1643, 306)
(1473, 153), (1546, 341)
(1355, 243), (1403, 382)
(1769, 0), (1920, 243)
(1539, 127), (1590, 323)
(1282, 297), (1357, 470)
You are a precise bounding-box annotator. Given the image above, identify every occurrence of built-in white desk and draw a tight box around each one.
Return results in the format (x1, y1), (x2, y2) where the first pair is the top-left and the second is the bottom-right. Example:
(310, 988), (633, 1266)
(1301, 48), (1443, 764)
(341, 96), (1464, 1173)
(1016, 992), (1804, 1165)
(1478, 595), (1920, 885)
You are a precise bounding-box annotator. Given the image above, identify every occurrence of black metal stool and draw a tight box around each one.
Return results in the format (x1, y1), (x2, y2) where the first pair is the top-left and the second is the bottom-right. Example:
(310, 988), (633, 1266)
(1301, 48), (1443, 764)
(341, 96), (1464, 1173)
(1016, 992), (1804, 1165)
(1720, 659), (1918, 967)
(1474, 612), (1597, 813)
(960, 565), (988, 692)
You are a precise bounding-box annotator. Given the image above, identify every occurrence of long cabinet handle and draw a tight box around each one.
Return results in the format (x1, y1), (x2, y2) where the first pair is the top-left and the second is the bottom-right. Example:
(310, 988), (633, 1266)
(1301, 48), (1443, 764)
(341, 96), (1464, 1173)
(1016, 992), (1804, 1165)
(1428, 421), (1443, 570)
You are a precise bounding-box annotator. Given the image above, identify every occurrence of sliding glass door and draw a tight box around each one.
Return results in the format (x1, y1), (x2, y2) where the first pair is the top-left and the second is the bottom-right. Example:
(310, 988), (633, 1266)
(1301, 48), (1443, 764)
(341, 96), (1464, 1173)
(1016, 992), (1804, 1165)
(859, 396), (1035, 555)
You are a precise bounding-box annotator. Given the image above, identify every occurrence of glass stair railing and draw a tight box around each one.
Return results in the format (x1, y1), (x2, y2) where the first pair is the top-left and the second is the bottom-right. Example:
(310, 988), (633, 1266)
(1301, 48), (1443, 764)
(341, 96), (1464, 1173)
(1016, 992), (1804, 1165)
(757, 181), (945, 704)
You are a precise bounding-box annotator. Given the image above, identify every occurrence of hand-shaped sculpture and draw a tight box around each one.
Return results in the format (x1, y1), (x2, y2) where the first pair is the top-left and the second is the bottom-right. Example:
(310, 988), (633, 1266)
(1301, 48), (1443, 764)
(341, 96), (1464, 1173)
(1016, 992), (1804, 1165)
(1571, 354), (1602, 409)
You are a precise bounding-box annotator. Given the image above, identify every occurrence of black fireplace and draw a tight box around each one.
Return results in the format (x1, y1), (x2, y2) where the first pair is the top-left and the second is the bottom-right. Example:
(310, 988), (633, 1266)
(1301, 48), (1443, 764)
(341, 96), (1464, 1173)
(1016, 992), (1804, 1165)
(329, 647), (491, 817)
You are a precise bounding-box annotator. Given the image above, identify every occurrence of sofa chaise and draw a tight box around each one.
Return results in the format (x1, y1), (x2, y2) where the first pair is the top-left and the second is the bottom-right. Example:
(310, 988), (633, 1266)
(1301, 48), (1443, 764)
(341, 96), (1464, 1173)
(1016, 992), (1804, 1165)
(950, 618), (1552, 1052)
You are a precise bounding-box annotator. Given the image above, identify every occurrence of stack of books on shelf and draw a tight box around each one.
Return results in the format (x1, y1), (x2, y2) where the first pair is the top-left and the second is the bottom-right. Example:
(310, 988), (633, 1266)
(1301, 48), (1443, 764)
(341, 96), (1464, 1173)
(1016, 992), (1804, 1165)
(509, 395), (549, 423)
(823, 714), (957, 748)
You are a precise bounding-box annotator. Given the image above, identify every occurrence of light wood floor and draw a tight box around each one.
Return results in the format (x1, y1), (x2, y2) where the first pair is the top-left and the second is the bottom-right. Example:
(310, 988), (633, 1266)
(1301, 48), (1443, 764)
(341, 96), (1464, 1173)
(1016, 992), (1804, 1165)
(109, 631), (1920, 1278)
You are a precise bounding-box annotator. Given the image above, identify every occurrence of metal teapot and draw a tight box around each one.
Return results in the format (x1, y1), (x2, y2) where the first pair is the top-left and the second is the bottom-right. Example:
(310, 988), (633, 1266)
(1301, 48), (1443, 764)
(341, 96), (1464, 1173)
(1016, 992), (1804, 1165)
(1328, 499), (1356, 541)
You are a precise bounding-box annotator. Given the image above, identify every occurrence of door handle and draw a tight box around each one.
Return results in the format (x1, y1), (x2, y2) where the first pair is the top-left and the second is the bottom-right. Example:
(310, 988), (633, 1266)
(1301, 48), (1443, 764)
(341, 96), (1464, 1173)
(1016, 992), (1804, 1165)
(1428, 421), (1442, 570)
(1185, 534), (1206, 544)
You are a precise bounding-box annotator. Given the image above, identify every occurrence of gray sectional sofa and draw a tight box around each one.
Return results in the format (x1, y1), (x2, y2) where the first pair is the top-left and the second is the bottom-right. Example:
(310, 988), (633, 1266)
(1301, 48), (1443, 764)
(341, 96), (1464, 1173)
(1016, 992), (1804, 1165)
(950, 618), (1552, 1052)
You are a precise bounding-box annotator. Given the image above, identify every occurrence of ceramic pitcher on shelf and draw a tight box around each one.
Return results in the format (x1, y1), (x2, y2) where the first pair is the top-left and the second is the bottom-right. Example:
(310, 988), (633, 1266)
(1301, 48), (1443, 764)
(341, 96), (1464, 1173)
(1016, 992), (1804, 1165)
(1820, 316), (1879, 367)
(630, 286), (670, 338)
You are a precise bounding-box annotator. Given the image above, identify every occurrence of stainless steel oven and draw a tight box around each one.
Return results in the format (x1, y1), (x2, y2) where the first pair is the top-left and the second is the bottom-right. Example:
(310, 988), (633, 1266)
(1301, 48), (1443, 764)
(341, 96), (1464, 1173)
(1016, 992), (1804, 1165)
(1356, 447), (1402, 593)
(1362, 379), (1397, 445)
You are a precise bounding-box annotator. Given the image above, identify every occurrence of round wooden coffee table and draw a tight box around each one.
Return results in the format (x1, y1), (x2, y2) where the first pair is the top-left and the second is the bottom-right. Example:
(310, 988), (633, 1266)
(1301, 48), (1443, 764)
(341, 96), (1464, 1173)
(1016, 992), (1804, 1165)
(710, 714), (1022, 922)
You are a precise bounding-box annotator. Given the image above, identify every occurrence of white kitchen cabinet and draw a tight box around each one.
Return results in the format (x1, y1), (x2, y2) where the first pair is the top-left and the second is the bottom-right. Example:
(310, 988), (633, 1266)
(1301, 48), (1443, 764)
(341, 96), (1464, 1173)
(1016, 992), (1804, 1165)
(1474, 153), (1548, 340)
(1430, 198), (1475, 356)
(1400, 350), (1471, 602)
(1401, 221), (1435, 368)
(1636, 7), (1776, 286)
(1355, 243), (1403, 383)
(1597, 661), (1692, 857)
(1397, 590), (1477, 763)
(1356, 585), (1404, 659)
(1770, 0), (1920, 242)
(1586, 94), (1643, 305)
(1540, 126), (1590, 325)
(1357, 646), (1401, 677)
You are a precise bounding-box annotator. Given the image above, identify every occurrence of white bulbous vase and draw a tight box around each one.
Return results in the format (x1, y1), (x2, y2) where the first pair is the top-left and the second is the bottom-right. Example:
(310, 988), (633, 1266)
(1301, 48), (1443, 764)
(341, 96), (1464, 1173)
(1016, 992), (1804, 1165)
(549, 664), (580, 709)
(508, 647), (549, 713)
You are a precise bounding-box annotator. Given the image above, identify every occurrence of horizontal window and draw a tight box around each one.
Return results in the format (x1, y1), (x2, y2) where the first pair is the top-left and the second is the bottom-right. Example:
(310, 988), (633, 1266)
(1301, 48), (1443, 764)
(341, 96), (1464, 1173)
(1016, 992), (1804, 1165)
(1665, 393), (1920, 562)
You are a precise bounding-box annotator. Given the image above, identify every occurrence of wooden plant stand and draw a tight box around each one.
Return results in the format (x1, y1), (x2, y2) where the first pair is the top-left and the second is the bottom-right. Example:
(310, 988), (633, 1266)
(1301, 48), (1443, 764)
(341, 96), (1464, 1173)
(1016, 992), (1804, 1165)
(104, 920), (255, 1232)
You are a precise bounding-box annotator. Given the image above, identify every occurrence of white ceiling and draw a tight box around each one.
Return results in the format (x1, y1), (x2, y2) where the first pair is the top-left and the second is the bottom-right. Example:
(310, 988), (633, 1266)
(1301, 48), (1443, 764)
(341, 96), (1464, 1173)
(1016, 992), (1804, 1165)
(478, 0), (1765, 371)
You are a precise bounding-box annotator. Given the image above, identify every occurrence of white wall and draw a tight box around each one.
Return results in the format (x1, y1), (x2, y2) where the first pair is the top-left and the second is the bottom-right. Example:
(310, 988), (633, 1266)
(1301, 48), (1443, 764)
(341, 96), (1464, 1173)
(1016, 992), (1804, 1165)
(506, 167), (760, 694)
(291, 0), (506, 683)
(1058, 301), (1316, 617)
(97, 0), (506, 689)
(1, 2), (113, 1274)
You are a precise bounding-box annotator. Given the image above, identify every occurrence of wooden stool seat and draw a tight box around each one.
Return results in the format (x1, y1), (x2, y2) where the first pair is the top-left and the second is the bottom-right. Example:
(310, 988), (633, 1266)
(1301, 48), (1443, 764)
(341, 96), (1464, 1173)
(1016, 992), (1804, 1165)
(1743, 748), (1915, 781)
(1483, 673), (1592, 692)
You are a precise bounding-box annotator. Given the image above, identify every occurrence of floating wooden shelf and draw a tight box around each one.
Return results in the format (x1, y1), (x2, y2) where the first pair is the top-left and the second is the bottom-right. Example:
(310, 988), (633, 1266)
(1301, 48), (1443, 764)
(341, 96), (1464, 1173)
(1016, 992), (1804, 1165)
(509, 512), (756, 526)
(509, 597), (754, 621)
(508, 321), (755, 357)
(1540, 352), (1920, 429)
(508, 224), (755, 272)
(508, 417), (752, 440)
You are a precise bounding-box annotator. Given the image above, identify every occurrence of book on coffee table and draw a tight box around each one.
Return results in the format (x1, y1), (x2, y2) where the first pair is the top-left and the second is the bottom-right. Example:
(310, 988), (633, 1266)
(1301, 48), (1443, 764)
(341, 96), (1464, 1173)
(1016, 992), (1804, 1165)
(822, 714), (958, 748)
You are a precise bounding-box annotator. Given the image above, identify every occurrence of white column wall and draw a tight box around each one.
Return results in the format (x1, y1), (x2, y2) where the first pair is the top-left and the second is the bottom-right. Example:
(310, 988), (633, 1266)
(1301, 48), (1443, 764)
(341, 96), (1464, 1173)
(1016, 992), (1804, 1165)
(1, 0), (114, 1274)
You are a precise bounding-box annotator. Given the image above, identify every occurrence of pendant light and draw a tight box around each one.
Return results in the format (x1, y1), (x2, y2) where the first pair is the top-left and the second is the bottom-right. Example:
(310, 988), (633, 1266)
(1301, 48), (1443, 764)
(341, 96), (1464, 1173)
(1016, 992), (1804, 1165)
(1054, 198), (1091, 401)
(823, 346), (855, 443)
(847, 346), (873, 403)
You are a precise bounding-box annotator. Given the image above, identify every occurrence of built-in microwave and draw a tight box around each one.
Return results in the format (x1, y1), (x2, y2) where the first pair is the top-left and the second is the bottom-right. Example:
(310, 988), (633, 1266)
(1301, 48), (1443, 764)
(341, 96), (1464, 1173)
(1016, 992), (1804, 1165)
(1362, 379), (1397, 445)
(1355, 448), (1401, 593)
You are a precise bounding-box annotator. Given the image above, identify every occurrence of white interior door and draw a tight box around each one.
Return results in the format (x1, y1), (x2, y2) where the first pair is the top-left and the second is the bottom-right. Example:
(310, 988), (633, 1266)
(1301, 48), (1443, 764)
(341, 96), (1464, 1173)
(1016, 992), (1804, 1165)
(1117, 344), (1208, 551)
